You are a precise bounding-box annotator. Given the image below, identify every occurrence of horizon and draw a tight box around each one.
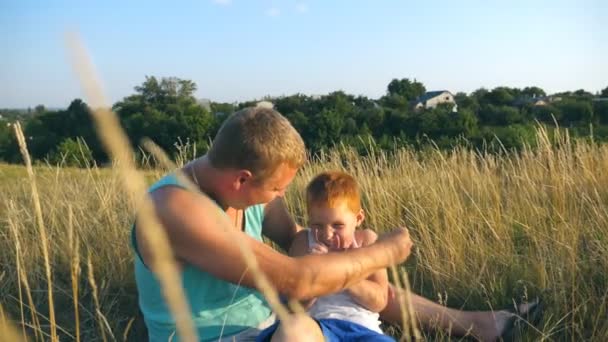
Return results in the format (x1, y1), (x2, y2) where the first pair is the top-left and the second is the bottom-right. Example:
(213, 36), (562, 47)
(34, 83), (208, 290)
(0, 85), (602, 112)
(1, 0), (606, 108)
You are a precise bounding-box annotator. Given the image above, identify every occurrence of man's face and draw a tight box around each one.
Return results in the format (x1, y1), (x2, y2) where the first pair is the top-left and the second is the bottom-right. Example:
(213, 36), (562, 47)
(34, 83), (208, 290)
(308, 200), (363, 250)
(239, 163), (298, 208)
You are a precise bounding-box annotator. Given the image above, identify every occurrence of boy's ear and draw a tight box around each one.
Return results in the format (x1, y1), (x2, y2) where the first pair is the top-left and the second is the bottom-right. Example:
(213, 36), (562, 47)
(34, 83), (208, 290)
(356, 209), (365, 226)
(234, 169), (253, 189)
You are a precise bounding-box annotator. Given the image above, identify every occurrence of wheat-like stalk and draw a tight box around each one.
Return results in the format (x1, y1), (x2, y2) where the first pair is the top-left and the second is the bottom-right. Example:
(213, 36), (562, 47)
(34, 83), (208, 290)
(68, 205), (81, 342)
(13, 122), (57, 341)
(64, 32), (199, 342)
(0, 305), (28, 342)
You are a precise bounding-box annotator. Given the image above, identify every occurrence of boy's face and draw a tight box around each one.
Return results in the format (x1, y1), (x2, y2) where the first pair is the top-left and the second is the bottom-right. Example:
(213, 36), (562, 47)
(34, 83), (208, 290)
(308, 200), (364, 250)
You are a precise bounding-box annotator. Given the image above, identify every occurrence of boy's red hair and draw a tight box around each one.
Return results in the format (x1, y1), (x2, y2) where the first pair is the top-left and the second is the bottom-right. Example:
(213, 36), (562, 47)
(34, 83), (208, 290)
(306, 171), (361, 213)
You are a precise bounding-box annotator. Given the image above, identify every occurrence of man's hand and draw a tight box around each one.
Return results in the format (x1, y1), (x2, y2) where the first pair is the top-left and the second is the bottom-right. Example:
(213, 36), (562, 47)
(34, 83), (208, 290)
(377, 227), (413, 263)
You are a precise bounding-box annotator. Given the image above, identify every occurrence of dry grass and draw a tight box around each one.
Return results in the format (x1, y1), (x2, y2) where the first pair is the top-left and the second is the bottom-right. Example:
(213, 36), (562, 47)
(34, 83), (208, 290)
(1, 127), (607, 341)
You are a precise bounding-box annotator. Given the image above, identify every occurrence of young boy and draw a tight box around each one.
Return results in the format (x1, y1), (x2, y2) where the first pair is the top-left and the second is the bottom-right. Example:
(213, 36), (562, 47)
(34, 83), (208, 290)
(288, 170), (394, 341)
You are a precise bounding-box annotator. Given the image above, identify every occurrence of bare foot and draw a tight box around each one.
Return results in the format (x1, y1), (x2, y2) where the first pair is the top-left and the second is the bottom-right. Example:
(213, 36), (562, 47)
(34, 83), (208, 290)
(489, 298), (542, 341)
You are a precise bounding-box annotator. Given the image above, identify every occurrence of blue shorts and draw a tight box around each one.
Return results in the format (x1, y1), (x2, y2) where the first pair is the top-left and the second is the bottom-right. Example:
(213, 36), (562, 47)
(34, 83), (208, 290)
(256, 318), (395, 342)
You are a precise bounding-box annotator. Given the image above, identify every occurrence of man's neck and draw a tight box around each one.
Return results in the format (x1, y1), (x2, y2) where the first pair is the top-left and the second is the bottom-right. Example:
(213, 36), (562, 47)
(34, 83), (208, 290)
(183, 156), (231, 211)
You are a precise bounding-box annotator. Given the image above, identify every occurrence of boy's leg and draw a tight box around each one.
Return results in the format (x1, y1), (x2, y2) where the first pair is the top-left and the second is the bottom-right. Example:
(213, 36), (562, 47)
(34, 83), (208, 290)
(380, 286), (506, 341)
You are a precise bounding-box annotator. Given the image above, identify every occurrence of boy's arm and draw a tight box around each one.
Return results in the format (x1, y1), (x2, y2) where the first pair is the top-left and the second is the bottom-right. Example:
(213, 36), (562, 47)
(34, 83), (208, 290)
(345, 229), (389, 312)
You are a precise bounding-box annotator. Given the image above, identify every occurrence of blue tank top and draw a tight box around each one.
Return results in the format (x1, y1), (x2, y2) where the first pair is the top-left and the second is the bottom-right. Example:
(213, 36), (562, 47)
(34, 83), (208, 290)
(132, 173), (273, 341)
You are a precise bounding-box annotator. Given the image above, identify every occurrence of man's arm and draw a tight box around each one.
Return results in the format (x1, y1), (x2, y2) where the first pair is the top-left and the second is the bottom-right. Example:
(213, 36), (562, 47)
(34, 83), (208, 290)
(287, 229), (318, 308)
(137, 187), (412, 300)
(262, 197), (303, 252)
(345, 229), (389, 312)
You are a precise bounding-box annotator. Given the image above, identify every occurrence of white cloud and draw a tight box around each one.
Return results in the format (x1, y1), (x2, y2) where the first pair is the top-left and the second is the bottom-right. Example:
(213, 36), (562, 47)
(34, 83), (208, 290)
(265, 7), (281, 17)
(212, 0), (232, 5)
(295, 3), (309, 13)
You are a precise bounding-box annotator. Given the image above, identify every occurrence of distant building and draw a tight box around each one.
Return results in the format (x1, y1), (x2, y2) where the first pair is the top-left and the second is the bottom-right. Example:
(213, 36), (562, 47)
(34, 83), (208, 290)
(197, 98), (212, 112)
(413, 90), (457, 111)
(515, 95), (562, 107)
(592, 97), (608, 102)
(256, 101), (274, 109)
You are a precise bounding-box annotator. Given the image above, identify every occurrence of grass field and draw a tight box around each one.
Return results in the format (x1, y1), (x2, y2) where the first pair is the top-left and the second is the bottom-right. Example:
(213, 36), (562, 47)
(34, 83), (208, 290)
(1, 129), (607, 341)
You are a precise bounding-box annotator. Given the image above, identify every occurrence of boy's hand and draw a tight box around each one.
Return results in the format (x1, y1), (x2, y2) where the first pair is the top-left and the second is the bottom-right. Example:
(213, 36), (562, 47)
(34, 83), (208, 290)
(308, 243), (329, 254)
(348, 236), (361, 249)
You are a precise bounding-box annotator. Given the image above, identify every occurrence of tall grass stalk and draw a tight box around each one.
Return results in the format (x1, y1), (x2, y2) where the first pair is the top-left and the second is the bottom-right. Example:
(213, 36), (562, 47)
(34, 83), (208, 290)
(0, 305), (27, 342)
(65, 32), (198, 342)
(68, 205), (81, 342)
(13, 122), (57, 341)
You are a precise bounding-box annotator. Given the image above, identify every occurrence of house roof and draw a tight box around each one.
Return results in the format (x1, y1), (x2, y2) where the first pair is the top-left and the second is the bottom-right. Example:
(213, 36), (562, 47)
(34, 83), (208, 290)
(416, 90), (451, 103)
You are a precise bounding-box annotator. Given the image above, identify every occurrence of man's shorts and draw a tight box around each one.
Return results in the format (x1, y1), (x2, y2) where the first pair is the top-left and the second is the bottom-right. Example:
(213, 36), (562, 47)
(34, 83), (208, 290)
(256, 318), (395, 342)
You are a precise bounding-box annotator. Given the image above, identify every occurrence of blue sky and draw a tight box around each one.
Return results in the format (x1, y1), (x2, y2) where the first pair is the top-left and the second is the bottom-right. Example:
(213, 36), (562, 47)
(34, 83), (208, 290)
(1, 0), (606, 108)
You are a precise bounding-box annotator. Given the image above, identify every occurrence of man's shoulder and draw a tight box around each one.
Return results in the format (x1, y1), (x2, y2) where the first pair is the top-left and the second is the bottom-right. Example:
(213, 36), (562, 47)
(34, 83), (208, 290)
(148, 173), (184, 193)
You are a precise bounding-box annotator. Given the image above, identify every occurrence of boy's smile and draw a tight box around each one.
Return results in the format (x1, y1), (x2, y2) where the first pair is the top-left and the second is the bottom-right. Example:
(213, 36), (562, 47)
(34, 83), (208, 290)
(308, 201), (364, 250)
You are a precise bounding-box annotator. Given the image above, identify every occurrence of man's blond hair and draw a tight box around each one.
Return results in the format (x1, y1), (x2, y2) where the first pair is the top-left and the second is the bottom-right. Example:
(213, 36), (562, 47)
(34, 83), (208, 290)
(207, 107), (306, 180)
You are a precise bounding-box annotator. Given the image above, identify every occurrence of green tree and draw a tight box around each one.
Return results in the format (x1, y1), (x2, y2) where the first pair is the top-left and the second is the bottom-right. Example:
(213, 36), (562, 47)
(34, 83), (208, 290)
(308, 109), (345, 150)
(357, 103), (385, 136)
(572, 89), (594, 99)
(454, 92), (480, 113)
(34, 104), (46, 115)
(114, 76), (214, 156)
(593, 101), (608, 125)
(379, 93), (409, 111)
(476, 124), (536, 150)
(481, 87), (518, 106)
(383, 108), (410, 137)
(210, 102), (235, 116)
(47, 137), (94, 167)
(556, 99), (594, 125)
(412, 104), (477, 139)
(478, 105), (523, 125)
(0, 122), (15, 162)
(274, 94), (312, 116)
(22, 99), (103, 161)
(601, 86), (608, 97)
(521, 86), (546, 98)
(386, 78), (426, 101)
(529, 104), (562, 124)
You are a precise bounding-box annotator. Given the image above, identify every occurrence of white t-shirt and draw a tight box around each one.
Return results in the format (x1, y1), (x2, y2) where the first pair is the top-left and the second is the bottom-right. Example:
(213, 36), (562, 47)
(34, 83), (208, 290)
(305, 229), (384, 334)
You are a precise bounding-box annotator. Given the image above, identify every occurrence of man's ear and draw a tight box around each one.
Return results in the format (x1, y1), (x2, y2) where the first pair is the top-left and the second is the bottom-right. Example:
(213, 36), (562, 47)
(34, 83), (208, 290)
(356, 209), (365, 226)
(234, 169), (253, 189)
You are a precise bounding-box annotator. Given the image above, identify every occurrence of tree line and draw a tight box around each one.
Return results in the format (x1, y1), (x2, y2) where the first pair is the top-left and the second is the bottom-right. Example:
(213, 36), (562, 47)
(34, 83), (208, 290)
(1, 76), (608, 166)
